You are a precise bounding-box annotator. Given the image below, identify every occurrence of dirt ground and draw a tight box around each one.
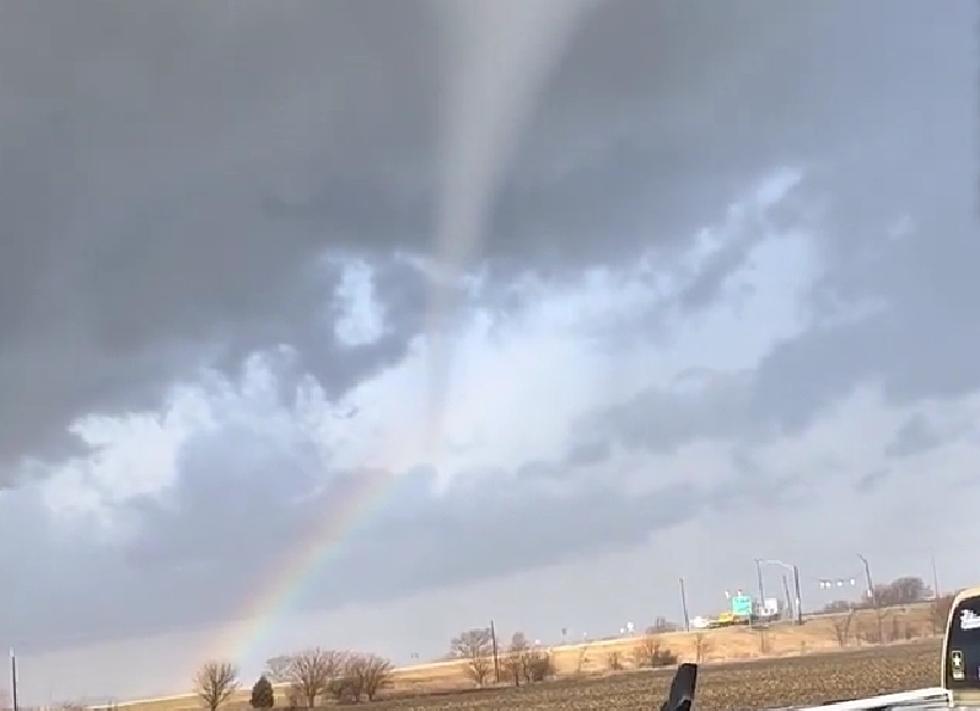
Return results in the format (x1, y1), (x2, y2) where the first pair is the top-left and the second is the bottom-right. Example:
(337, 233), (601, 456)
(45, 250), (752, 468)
(371, 640), (941, 711)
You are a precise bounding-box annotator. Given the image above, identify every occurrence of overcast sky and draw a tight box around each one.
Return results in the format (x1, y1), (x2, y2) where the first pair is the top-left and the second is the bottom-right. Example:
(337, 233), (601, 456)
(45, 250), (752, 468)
(1, 0), (978, 704)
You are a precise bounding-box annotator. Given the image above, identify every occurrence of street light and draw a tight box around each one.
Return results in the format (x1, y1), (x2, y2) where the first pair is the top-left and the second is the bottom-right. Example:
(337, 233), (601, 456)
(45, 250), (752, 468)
(754, 558), (766, 604)
(858, 553), (883, 642)
(757, 559), (803, 625)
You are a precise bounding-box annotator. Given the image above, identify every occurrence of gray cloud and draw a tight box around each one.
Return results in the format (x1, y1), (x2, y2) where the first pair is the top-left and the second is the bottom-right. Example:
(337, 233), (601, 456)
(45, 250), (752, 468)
(885, 414), (946, 458)
(3, 0), (975, 480)
(563, 439), (611, 467)
(855, 468), (892, 494)
(592, 372), (758, 454)
(1, 431), (703, 654)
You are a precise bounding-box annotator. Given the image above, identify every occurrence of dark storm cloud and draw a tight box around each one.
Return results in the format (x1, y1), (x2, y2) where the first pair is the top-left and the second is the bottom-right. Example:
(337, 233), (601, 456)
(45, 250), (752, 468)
(0, 1), (442, 474)
(2, 0), (975, 483)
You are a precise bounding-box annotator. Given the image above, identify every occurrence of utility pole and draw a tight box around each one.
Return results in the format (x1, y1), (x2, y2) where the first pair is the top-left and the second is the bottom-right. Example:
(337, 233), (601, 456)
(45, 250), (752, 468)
(489, 620), (500, 684)
(679, 577), (691, 632)
(931, 553), (941, 599)
(793, 565), (803, 625)
(858, 553), (882, 642)
(858, 553), (875, 605)
(782, 575), (793, 621)
(755, 559), (767, 605)
(10, 649), (17, 711)
(758, 559), (803, 624)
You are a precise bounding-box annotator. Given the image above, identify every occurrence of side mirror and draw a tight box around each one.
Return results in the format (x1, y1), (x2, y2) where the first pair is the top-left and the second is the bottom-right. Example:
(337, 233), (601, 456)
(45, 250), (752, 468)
(660, 663), (698, 711)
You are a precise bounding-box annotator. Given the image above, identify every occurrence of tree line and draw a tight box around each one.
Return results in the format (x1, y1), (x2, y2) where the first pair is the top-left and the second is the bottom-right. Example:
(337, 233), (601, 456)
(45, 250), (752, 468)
(193, 648), (393, 710)
(820, 576), (939, 613)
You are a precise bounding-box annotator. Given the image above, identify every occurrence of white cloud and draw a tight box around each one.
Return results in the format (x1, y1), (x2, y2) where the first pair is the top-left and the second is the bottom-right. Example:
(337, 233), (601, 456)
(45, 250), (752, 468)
(36, 352), (334, 537)
(333, 260), (386, 347)
(39, 387), (209, 535)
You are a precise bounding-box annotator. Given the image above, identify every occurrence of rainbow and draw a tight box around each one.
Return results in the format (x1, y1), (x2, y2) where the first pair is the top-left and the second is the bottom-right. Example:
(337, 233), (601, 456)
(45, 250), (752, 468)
(206, 0), (592, 676)
(211, 466), (397, 669)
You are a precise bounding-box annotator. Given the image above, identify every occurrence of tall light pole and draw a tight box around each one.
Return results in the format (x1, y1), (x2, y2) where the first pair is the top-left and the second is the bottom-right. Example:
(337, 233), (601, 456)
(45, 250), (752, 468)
(782, 575), (793, 618)
(758, 559), (803, 625)
(857, 553), (876, 605)
(10, 649), (17, 711)
(858, 553), (882, 643)
(489, 619), (499, 684)
(754, 559), (766, 604)
(793, 564), (803, 625)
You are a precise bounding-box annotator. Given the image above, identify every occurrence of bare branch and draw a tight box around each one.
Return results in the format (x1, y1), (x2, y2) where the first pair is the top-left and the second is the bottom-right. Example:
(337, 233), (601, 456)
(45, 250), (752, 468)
(288, 648), (345, 708)
(450, 628), (493, 686)
(194, 662), (239, 711)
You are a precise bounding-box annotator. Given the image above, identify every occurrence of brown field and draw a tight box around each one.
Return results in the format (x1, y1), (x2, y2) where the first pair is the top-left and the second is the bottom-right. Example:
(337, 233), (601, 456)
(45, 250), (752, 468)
(370, 641), (942, 711)
(109, 604), (942, 711)
(385, 604), (940, 696)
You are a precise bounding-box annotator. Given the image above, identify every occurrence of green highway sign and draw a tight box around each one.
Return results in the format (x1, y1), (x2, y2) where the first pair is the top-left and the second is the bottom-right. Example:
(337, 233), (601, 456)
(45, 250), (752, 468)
(731, 594), (753, 617)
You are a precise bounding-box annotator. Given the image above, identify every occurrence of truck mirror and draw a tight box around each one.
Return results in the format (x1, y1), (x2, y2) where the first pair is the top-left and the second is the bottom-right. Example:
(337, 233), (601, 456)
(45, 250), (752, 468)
(660, 663), (698, 711)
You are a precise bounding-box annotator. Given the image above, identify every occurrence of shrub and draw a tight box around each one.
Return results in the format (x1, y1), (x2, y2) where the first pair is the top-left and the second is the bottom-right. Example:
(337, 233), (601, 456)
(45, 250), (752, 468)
(525, 650), (555, 682)
(633, 637), (678, 668)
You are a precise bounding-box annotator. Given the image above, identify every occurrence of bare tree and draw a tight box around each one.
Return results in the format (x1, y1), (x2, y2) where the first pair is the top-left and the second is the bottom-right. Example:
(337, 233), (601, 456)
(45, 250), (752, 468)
(607, 651), (624, 671)
(575, 643), (591, 676)
(875, 607), (890, 644)
(633, 636), (678, 668)
(757, 628), (771, 655)
(502, 633), (528, 687)
(328, 657), (364, 704)
(693, 633), (711, 664)
(500, 633), (551, 684)
(289, 648), (345, 707)
(451, 628), (493, 686)
(833, 609), (856, 648)
(341, 653), (393, 702)
(522, 647), (554, 682)
(646, 617), (679, 634)
(876, 577), (931, 607)
(264, 655), (294, 683)
(822, 600), (853, 614)
(932, 593), (956, 634)
(194, 662), (239, 711)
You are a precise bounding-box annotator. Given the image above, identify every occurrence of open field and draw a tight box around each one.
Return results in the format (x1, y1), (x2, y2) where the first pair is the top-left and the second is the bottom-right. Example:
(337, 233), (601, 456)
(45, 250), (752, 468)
(386, 604), (939, 695)
(105, 604), (942, 711)
(371, 640), (942, 711)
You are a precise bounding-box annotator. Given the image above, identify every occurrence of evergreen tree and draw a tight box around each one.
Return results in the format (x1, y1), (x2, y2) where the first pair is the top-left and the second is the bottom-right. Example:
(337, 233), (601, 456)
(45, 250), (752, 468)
(250, 675), (274, 708)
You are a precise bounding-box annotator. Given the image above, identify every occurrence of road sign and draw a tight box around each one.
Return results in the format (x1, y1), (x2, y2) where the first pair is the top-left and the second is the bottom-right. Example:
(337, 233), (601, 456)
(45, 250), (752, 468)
(732, 594), (753, 617)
